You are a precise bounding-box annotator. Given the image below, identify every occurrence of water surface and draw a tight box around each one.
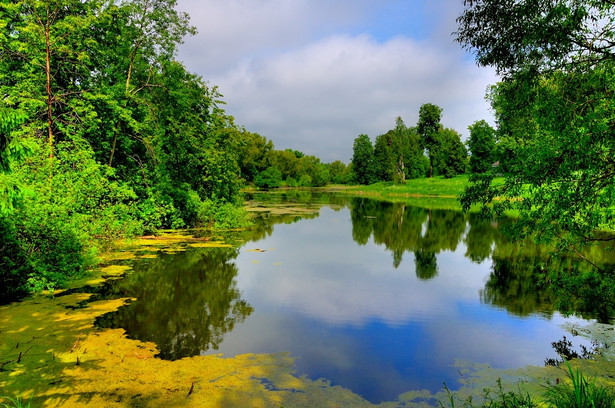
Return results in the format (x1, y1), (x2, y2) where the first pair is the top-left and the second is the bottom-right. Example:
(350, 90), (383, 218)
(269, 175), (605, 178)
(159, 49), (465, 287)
(95, 194), (612, 403)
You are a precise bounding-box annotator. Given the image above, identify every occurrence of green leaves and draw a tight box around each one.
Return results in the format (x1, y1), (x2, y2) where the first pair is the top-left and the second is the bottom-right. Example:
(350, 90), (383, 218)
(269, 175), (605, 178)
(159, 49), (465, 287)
(458, 1), (615, 257)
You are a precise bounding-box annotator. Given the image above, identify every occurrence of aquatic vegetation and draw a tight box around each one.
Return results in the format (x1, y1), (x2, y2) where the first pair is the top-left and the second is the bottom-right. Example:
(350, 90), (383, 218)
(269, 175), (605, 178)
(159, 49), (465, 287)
(0, 395), (31, 408)
(545, 361), (615, 408)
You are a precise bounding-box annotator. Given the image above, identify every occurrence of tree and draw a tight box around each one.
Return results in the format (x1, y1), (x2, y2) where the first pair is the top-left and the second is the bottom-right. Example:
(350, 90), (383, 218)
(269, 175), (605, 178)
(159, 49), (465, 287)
(417, 103), (442, 177)
(373, 133), (395, 182)
(0, 0), (250, 297)
(327, 160), (351, 184)
(390, 117), (411, 183)
(467, 120), (496, 174)
(238, 132), (274, 182)
(403, 126), (428, 179)
(254, 166), (282, 189)
(351, 134), (375, 185)
(457, 1), (615, 258)
(432, 128), (467, 178)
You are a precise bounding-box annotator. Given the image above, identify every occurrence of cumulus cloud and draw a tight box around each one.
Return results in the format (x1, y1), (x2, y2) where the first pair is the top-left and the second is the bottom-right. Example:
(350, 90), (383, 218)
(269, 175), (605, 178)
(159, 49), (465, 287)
(177, 0), (498, 162)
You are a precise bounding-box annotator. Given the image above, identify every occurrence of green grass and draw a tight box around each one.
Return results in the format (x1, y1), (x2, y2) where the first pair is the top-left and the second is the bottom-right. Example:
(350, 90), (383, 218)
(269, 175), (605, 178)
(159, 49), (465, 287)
(327, 175), (505, 211)
(347, 175), (472, 197)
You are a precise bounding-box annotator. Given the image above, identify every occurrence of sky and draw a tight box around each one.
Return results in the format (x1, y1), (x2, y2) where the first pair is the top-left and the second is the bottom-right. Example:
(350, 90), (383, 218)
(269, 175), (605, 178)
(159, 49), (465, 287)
(176, 0), (498, 163)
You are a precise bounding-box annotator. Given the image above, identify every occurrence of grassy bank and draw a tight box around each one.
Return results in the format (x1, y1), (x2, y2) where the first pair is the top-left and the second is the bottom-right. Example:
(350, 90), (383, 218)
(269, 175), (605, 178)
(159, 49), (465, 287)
(325, 175), (502, 211)
(345, 175), (473, 198)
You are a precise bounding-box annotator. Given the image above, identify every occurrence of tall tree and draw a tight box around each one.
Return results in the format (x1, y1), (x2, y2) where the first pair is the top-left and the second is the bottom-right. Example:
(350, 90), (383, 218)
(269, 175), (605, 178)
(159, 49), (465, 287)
(0, 0), (100, 163)
(351, 134), (375, 185)
(467, 120), (496, 174)
(391, 117), (410, 183)
(373, 132), (395, 182)
(457, 0), (615, 257)
(432, 128), (467, 178)
(417, 103), (442, 177)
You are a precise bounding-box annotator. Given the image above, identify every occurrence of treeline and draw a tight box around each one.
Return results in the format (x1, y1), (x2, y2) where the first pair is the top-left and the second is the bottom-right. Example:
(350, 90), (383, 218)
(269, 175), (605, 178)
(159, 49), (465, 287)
(238, 133), (351, 188)
(238, 103), (498, 189)
(0, 0), (255, 300)
(350, 104), (478, 185)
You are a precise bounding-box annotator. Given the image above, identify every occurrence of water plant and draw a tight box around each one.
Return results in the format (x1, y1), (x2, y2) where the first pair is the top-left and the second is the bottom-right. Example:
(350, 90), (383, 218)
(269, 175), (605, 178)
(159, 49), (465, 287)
(544, 360), (615, 408)
(0, 395), (32, 408)
(439, 379), (536, 408)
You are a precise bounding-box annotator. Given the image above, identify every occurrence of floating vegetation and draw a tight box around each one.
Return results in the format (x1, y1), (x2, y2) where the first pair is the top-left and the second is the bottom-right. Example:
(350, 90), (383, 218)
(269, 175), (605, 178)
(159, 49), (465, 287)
(188, 242), (233, 248)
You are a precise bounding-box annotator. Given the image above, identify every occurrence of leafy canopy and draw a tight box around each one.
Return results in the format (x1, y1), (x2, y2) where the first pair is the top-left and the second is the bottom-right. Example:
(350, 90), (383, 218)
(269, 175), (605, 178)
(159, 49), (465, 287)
(457, 0), (615, 259)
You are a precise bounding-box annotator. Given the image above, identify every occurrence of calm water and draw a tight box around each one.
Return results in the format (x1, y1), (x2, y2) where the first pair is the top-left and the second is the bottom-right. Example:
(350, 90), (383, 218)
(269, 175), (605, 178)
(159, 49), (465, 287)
(95, 193), (612, 403)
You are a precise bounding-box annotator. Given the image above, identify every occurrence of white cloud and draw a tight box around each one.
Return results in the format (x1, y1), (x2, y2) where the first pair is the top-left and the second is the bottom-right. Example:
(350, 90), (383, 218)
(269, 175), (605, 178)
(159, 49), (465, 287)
(176, 0), (498, 162)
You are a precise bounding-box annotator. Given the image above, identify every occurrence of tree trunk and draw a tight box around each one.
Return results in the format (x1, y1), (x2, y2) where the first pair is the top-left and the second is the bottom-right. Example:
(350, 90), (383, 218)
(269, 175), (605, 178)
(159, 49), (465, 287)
(44, 16), (53, 164)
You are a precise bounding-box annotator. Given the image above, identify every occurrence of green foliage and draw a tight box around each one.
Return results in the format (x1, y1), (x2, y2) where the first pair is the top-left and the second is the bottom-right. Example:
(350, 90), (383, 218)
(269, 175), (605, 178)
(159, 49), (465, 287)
(0, 218), (29, 301)
(0, 0), (253, 299)
(439, 379), (536, 408)
(545, 361), (615, 408)
(417, 103), (443, 177)
(457, 0), (615, 255)
(255, 166), (283, 189)
(371, 117), (427, 184)
(432, 127), (468, 178)
(0, 395), (32, 408)
(373, 133), (395, 182)
(351, 134), (376, 185)
(468, 120), (496, 174)
(326, 160), (351, 184)
(238, 132), (274, 182)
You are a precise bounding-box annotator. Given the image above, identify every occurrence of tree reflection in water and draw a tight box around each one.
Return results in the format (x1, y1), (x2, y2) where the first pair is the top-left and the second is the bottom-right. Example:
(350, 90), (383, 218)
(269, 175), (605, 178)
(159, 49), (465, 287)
(94, 192), (615, 363)
(95, 247), (253, 360)
(348, 197), (615, 322)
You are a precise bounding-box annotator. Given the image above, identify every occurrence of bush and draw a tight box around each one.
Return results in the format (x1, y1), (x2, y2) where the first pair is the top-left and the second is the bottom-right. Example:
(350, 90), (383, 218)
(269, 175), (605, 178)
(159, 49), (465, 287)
(0, 217), (29, 302)
(254, 166), (282, 189)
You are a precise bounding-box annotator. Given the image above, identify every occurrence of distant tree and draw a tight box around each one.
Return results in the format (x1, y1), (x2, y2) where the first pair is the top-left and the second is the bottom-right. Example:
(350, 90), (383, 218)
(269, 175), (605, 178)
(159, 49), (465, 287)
(327, 160), (351, 184)
(254, 166), (282, 189)
(373, 117), (426, 183)
(286, 148), (304, 158)
(351, 134), (375, 185)
(467, 120), (496, 174)
(238, 132), (274, 182)
(373, 133), (395, 182)
(390, 117), (411, 183)
(432, 128), (467, 178)
(297, 155), (329, 187)
(404, 126), (429, 179)
(417, 103), (443, 177)
(267, 149), (299, 180)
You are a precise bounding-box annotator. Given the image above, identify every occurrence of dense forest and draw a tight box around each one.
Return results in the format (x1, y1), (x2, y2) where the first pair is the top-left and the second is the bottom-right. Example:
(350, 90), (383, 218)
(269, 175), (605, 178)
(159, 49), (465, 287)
(0, 0), (258, 299)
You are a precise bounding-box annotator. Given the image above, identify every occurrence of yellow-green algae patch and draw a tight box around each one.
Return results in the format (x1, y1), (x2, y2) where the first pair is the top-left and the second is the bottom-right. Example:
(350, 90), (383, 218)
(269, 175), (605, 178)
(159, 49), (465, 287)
(188, 242), (233, 248)
(0, 293), (383, 407)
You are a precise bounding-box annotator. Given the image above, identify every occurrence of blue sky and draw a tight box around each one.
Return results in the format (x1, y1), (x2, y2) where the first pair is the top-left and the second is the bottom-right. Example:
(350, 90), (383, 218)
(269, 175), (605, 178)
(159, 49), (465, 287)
(176, 0), (498, 162)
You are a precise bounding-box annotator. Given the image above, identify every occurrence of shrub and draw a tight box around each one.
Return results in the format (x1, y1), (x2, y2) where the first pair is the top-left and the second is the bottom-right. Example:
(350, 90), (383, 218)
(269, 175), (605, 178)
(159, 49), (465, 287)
(254, 166), (282, 189)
